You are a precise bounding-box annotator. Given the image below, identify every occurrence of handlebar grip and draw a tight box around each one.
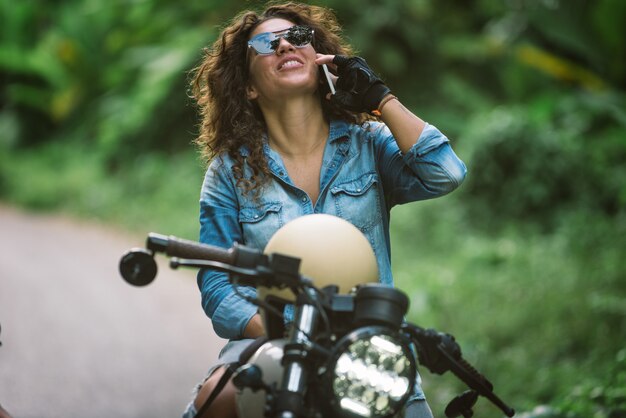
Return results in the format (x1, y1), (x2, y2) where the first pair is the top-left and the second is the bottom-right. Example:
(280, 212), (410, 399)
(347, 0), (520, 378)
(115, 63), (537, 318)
(449, 352), (515, 417)
(147, 233), (236, 265)
(455, 356), (493, 391)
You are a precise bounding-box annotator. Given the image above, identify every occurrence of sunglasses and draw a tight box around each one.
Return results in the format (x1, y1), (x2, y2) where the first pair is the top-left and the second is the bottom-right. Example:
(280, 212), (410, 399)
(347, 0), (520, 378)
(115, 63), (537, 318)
(248, 25), (314, 55)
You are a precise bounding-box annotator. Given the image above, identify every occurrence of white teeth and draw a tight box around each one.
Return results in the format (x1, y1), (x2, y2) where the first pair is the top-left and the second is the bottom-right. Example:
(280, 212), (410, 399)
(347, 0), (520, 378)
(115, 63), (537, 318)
(280, 60), (301, 70)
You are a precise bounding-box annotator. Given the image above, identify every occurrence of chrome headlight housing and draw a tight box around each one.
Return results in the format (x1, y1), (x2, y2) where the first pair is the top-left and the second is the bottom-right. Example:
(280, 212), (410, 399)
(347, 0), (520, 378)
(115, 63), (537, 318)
(324, 326), (417, 418)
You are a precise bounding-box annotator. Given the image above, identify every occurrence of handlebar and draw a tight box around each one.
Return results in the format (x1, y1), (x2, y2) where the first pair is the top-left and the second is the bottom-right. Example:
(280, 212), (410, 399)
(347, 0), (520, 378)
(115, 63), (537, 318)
(120, 233), (306, 290)
(147, 233), (238, 264)
(403, 324), (515, 417)
(119, 232), (515, 417)
(119, 233), (255, 287)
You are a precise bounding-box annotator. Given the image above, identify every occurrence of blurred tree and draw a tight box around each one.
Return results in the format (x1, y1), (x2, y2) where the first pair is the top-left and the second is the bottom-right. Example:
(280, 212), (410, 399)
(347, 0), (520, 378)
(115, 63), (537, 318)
(0, 0), (248, 159)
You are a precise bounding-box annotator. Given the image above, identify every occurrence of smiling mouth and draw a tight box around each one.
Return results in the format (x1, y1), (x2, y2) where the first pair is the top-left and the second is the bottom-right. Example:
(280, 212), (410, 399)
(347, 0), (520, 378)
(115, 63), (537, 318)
(279, 60), (303, 70)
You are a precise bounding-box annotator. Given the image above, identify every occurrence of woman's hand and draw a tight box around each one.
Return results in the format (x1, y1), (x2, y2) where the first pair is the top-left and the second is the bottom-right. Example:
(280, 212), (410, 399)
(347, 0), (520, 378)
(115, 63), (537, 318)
(317, 53), (425, 153)
(315, 54), (391, 114)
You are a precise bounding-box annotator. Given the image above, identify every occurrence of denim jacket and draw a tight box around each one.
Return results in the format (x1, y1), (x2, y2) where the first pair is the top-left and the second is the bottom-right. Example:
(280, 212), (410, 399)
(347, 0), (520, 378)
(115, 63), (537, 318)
(198, 119), (466, 340)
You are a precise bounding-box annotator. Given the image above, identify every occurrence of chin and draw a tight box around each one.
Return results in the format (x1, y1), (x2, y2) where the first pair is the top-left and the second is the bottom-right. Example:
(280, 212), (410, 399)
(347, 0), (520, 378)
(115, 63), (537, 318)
(279, 79), (318, 94)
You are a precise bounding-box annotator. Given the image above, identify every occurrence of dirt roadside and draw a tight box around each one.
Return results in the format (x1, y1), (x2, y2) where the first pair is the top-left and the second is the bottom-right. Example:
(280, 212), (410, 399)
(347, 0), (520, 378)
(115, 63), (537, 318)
(0, 206), (225, 418)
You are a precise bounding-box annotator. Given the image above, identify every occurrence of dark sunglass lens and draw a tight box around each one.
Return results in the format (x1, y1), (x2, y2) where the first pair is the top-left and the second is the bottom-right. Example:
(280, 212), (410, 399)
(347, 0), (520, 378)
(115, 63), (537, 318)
(250, 26), (312, 54)
(285, 26), (312, 46)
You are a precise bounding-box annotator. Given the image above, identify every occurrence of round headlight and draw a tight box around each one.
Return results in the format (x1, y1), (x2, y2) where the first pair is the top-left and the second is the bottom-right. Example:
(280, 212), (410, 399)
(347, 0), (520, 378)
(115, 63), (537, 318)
(324, 327), (417, 418)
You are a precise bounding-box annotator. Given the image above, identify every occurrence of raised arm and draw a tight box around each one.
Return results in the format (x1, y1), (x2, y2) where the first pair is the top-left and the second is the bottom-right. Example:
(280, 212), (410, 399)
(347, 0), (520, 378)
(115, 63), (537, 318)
(315, 54), (426, 152)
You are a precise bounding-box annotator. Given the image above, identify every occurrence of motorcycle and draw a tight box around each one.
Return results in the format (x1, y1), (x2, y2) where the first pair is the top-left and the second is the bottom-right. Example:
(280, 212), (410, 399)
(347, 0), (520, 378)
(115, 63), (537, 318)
(119, 214), (515, 418)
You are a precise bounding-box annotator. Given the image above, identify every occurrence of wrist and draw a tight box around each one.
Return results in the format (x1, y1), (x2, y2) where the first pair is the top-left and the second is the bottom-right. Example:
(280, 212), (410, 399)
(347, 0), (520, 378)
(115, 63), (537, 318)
(364, 82), (391, 115)
(371, 93), (397, 117)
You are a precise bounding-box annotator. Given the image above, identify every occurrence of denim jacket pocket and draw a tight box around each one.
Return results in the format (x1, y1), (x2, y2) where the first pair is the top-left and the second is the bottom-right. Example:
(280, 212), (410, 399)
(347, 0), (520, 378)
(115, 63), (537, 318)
(239, 201), (284, 250)
(330, 172), (382, 232)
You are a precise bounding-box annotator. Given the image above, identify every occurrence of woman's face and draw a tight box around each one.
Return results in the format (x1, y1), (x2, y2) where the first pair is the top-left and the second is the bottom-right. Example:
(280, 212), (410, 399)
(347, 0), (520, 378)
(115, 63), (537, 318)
(246, 18), (319, 102)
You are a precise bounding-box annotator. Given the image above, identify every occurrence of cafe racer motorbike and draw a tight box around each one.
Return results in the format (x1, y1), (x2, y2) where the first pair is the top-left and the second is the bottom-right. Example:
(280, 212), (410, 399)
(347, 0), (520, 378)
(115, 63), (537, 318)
(119, 214), (515, 418)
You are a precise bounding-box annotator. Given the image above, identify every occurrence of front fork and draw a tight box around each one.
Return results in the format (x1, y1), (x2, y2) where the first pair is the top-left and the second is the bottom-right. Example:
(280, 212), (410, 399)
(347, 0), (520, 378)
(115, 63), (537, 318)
(274, 288), (320, 418)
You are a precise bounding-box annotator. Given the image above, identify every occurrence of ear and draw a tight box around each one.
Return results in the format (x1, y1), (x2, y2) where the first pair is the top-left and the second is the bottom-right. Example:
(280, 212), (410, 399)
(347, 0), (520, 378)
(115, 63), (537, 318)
(246, 84), (258, 100)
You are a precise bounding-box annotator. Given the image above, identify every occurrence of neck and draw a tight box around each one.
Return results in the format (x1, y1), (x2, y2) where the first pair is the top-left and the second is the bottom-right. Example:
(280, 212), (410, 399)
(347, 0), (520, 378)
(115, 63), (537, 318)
(259, 94), (328, 157)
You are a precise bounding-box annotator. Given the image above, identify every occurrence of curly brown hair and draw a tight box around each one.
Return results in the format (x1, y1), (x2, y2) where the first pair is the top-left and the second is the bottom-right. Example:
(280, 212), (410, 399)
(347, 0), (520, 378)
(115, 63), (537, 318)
(189, 2), (365, 196)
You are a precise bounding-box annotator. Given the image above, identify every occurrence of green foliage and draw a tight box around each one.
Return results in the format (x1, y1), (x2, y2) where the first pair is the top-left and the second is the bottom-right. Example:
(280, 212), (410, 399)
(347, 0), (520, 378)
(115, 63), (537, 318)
(515, 350), (626, 418)
(458, 91), (626, 231)
(0, 144), (204, 239)
(0, 0), (214, 159)
(1, 0), (626, 417)
(391, 195), (626, 417)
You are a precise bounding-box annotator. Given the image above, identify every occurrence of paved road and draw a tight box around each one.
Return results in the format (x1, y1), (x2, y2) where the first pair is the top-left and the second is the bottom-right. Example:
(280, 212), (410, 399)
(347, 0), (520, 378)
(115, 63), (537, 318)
(0, 206), (226, 418)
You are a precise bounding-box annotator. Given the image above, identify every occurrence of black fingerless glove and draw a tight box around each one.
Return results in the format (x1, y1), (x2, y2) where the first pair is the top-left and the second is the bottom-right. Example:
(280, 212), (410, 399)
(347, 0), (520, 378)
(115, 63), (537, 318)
(331, 55), (391, 115)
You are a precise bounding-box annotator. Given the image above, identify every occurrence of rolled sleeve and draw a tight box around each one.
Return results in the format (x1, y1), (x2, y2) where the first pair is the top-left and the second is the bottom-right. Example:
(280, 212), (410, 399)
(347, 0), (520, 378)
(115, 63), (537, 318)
(376, 123), (467, 206)
(210, 287), (259, 339)
(408, 123), (449, 156)
(401, 123), (467, 197)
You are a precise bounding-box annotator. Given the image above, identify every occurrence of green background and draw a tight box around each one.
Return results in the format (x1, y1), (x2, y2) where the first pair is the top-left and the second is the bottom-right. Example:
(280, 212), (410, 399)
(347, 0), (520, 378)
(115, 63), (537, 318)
(1, 0), (625, 416)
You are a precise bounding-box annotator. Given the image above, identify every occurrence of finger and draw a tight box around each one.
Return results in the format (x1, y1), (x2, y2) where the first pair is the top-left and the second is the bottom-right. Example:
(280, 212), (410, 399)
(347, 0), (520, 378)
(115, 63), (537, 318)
(315, 53), (335, 65)
(316, 55), (338, 75)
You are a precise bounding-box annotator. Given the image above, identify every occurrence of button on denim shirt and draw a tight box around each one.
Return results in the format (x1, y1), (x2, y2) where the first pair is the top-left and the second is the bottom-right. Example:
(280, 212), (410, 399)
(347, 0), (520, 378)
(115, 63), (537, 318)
(198, 120), (466, 340)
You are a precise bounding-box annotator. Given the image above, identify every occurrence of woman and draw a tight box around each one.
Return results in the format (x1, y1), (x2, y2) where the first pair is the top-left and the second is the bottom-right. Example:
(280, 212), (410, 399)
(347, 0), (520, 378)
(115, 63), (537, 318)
(185, 2), (467, 417)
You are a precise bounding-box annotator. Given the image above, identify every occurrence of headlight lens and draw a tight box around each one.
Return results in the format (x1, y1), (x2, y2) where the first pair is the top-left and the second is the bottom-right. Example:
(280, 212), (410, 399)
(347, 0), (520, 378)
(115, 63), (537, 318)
(326, 328), (416, 418)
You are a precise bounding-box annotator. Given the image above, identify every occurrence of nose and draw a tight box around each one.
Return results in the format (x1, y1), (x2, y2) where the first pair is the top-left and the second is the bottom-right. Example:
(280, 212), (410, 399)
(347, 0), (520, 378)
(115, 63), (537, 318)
(275, 37), (295, 55)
